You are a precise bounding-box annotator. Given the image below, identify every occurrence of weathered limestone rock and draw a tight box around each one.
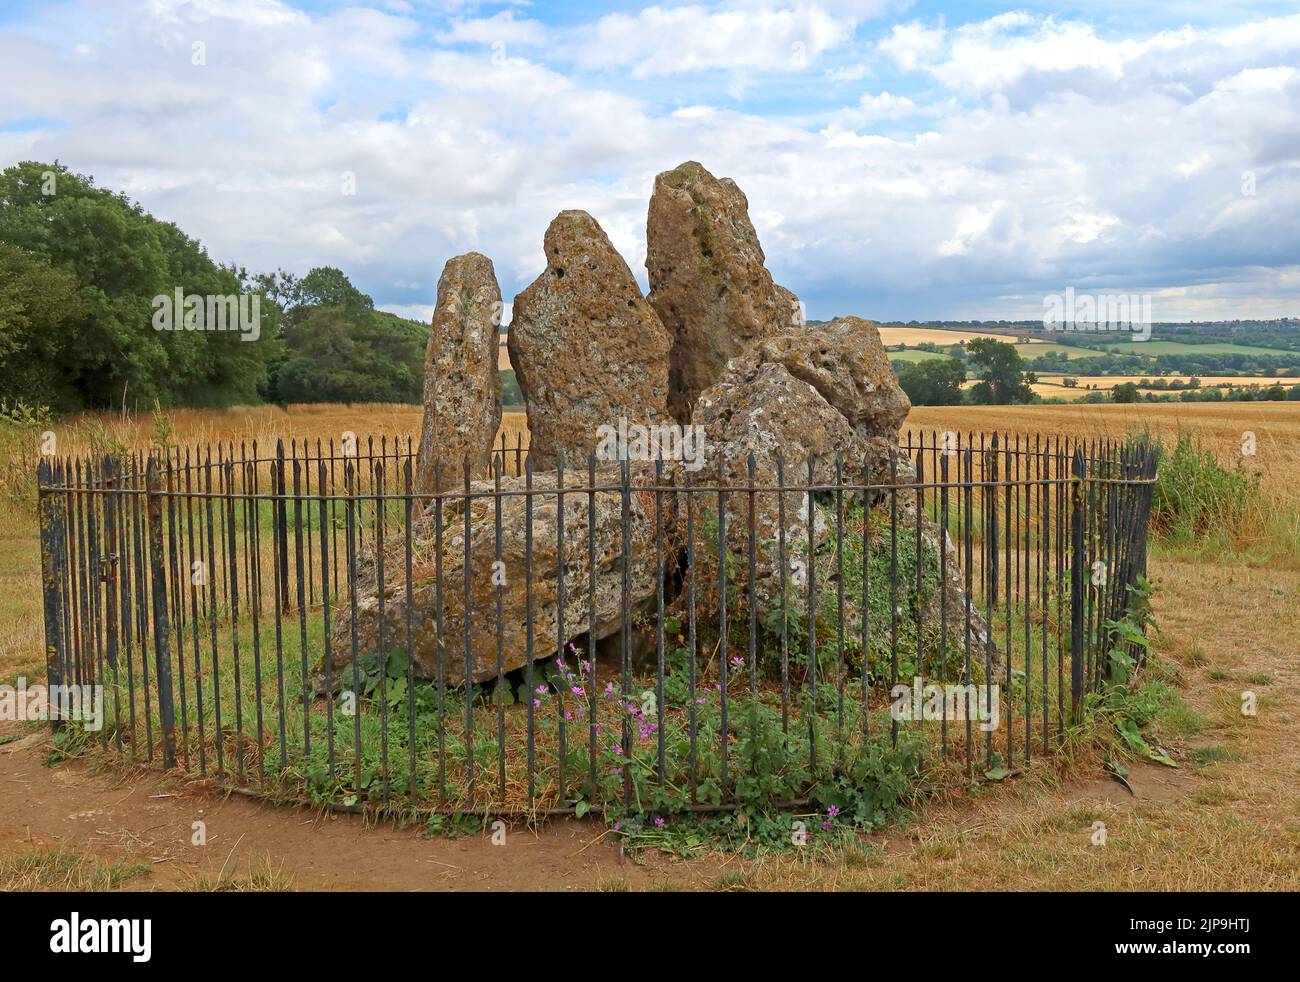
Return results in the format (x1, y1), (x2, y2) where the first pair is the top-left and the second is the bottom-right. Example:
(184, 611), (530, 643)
(774, 284), (804, 331)
(752, 316), (911, 442)
(415, 252), (503, 493)
(687, 315), (913, 552)
(508, 210), (671, 469)
(324, 466), (670, 685)
(684, 320), (997, 674)
(646, 161), (791, 421)
(687, 355), (878, 610)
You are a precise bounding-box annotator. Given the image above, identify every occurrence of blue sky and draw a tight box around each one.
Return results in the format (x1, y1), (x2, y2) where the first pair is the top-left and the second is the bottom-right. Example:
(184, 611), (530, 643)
(1, 0), (1298, 323)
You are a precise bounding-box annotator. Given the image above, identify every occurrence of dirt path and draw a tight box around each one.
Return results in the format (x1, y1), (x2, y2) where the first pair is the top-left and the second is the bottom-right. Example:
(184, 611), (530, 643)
(1, 556), (1295, 891)
(0, 730), (736, 891)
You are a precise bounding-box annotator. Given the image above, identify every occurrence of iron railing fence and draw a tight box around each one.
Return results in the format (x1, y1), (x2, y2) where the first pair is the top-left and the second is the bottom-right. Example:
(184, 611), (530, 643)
(35, 431), (1158, 817)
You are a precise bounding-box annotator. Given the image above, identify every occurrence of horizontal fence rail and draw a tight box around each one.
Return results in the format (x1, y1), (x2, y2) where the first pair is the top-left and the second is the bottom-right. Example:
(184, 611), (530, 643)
(35, 431), (1158, 817)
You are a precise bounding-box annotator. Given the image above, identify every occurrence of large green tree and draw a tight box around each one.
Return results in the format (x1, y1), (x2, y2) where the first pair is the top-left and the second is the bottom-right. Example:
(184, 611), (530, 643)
(966, 338), (1036, 405)
(0, 161), (282, 410)
(1110, 382), (1140, 403)
(267, 270), (426, 405)
(896, 358), (967, 406)
(0, 242), (85, 406)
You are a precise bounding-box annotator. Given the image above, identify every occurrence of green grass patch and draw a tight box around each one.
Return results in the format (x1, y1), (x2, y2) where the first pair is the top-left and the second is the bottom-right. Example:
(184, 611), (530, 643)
(1192, 745), (1244, 768)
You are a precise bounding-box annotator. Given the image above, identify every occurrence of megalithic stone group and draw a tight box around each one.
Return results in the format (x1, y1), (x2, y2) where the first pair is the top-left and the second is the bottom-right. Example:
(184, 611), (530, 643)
(328, 161), (997, 685)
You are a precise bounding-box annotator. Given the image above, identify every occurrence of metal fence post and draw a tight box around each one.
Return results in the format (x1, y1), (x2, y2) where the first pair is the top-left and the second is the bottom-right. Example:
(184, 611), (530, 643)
(102, 456), (120, 674)
(38, 458), (68, 732)
(1070, 447), (1086, 725)
(146, 456), (178, 769)
(988, 433), (999, 605)
(275, 440), (291, 612)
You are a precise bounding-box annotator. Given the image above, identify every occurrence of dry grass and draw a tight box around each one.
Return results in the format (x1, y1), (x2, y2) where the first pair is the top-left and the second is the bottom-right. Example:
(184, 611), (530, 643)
(0, 848), (152, 891)
(0, 403), (529, 506)
(0, 404), (528, 682)
(27, 403), (423, 459)
(15, 401), (1292, 501)
(634, 558), (1300, 892)
(1, 400), (1294, 682)
(0, 533), (42, 682)
(6, 401), (526, 460)
(2, 401), (1295, 891)
(185, 854), (295, 892)
(908, 402), (1300, 567)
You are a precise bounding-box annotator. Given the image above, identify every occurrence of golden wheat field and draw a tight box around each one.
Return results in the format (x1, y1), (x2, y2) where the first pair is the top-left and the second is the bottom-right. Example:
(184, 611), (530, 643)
(1035, 374), (1296, 388)
(909, 401), (1300, 495)
(875, 327), (1038, 346)
(11, 399), (1295, 501)
(1027, 375), (1295, 400)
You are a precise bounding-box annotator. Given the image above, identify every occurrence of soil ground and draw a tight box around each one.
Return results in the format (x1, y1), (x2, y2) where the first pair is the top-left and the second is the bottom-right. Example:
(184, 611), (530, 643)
(2, 554), (1295, 892)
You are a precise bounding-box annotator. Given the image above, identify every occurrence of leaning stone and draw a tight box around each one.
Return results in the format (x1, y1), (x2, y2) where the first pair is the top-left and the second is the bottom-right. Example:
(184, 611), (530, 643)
(684, 332), (998, 674)
(323, 465), (671, 685)
(687, 356), (874, 610)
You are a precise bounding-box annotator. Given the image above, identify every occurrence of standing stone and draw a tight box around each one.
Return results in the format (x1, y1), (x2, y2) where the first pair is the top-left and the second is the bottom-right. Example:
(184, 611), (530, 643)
(415, 252), (503, 493)
(508, 210), (671, 468)
(646, 161), (792, 422)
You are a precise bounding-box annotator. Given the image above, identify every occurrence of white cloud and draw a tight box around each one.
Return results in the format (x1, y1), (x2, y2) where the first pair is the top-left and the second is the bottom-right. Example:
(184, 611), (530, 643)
(878, 19), (945, 72)
(880, 11), (1300, 105)
(436, 11), (547, 47)
(825, 62), (873, 83)
(831, 90), (915, 126)
(1054, 207), (1121, 244)
(570, 3), (857, 77)
(0, 2), (1296, 322)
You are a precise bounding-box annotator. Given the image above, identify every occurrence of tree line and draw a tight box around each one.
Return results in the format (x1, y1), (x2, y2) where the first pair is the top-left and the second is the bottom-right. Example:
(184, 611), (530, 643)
(0, 161), (428, 412)
(894, 344), (1299, 406)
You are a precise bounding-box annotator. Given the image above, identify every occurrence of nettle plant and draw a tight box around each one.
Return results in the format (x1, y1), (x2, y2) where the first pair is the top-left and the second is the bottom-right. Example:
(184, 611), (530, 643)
(1086, 576), (1175, 768)
(695, 498), (971, 689)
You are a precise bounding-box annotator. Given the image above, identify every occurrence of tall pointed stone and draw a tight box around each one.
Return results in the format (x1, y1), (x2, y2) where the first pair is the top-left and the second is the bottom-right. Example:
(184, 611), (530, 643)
(415, 252), (503, 493)
(508, 210), (671, 468)
(646, 161), (795, 422)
